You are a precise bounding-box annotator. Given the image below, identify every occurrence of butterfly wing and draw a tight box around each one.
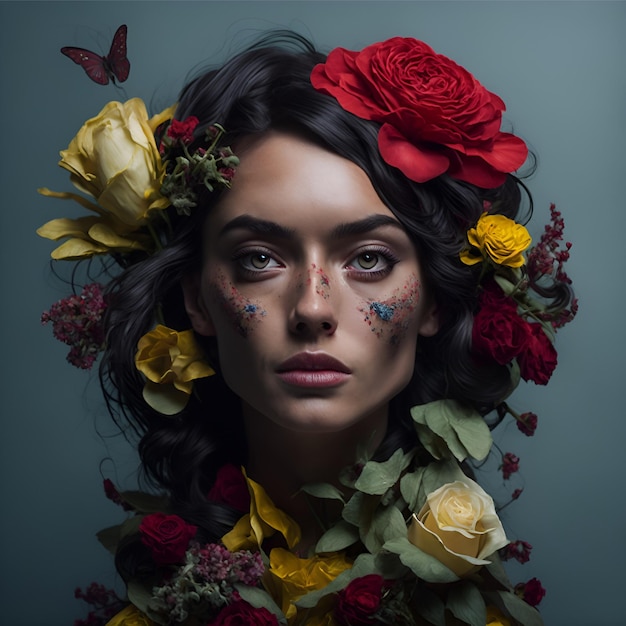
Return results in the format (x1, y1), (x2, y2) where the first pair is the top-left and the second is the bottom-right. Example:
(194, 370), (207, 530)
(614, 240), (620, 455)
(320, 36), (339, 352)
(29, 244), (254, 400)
(105, 24), (130, 83)
(61, 47), (110, 85)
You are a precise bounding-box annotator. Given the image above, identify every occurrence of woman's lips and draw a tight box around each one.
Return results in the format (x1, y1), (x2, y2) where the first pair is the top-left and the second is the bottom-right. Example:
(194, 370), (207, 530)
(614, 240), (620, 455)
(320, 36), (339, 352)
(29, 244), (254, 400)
(276, 352), (351, 388)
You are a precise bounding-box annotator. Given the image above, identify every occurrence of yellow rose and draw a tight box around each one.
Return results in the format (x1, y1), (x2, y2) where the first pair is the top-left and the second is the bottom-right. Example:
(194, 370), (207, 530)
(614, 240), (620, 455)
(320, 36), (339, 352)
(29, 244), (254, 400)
(222, 470), (301, 551)
(268, 548), (352, 620)
(460, 213), (531, 268)
(486, 605), (512, 626)
(60, 99), (171, 224)
(135, 324), (215, 414)
(105, 604), (155, 626)
(407, 479), (508, 577)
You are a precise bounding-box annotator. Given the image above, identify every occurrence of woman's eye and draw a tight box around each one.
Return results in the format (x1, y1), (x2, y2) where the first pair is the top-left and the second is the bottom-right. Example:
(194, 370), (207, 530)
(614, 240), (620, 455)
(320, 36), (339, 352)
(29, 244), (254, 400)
(250, 253), (271, 269)
(355, 252), (380, 270)
(235, 250), (281, 273)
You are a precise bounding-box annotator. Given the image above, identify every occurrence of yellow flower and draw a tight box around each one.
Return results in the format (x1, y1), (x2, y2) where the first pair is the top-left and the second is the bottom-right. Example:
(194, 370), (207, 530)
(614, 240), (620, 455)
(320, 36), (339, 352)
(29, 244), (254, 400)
(135, 324), (214, 415)
(460, 213), (531, 268)
(268, 548), (352, 621)
(222, 470), (301, 551)
(38, 100), (175, 259)
(486, 605), (512, 626)
(407, 479), (508, 577)
(105, 604), (155, 626)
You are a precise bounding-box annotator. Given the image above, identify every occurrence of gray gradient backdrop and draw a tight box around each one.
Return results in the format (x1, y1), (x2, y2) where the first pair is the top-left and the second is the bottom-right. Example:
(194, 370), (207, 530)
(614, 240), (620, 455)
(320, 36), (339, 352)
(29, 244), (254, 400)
(1, 1), (624, 624)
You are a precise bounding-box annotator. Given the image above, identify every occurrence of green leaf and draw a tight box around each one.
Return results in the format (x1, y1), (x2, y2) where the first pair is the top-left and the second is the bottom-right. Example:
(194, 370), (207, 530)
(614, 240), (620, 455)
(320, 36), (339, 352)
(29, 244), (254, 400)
(142, 381), (189, 415)
(446, 582), (486, 626)
(96, 524), (122, 554)
(235, 584), (287, 625)
(354, 448), (413, 495)
(383, 537), (458, 583)
(315, 519), (360, 552)
(411, 400), (493, 462)
(413, 585), (447, 625)
(497, 590), (544, 626)
(364, 504), (407, 553)
(128, 580), (162, 624)
(484, 552), (513, 590)
(298, 482), (345, 502)
(421, 460), (467, 497)
(400, 467), (425, 512)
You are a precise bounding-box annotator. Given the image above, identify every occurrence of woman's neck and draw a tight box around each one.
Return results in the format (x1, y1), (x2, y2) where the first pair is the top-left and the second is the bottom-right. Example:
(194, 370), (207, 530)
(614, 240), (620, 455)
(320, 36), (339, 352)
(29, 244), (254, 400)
(242, 403), (388, 552)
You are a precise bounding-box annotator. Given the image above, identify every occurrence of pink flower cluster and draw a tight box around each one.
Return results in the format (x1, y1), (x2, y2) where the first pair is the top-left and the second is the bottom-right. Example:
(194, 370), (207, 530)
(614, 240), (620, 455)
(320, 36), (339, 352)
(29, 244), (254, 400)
(74, 582), (125, 626)
(192, 542), (264, 586)
(41, 283), (106, 370)
(516, 411), (538, 437)
(527, 203), (578, 329)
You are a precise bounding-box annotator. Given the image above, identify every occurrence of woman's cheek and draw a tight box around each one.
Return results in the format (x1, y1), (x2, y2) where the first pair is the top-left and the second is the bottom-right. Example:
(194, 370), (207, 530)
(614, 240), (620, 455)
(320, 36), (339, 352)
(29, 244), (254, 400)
(358, 275), (421, 345)
(207, 273), (267, 338)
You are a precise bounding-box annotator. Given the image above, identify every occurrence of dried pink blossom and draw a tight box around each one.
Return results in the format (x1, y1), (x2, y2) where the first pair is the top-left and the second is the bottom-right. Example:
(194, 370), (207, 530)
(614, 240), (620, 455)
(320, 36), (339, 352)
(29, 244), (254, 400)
(516, 411), (538, 436)
(501, 452), (520, 480)
(501, 540), (533, 564)
(515, 577), (546, 607)
(41, 283), (106, 369)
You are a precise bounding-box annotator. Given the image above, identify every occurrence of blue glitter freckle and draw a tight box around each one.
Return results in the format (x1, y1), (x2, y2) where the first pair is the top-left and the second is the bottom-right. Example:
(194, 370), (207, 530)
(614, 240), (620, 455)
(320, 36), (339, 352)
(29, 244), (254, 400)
(243, 304), (257, 314)
(371, 302), (395, 321)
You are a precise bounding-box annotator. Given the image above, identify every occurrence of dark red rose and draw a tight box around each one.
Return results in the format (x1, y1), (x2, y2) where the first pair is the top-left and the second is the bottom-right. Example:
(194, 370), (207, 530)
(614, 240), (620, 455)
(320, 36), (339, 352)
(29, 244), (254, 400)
(167, 116), (199, 143)
(515, 577), (546, 607)
(139, 513), (197, 566)
(207, 464), (250, 513)
(516, 411), (538, 436)
(472, 283), (529, 365)
(206, 600), (279, 625)
(334, 575), (388, 626)
(311, 37), (527, 187)
(517, 323), (558, 385)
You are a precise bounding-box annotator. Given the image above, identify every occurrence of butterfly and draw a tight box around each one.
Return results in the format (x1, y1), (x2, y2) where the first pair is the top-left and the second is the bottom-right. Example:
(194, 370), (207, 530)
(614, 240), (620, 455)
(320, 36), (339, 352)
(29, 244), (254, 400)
(61, 24), (130, 85)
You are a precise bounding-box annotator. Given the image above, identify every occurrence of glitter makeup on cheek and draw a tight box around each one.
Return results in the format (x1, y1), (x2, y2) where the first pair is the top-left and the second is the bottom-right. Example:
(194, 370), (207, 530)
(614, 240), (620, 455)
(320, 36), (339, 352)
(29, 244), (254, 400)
(210, 274), (266, 338)
(313, 264), (331, 300)
(359, 276), (421, 344)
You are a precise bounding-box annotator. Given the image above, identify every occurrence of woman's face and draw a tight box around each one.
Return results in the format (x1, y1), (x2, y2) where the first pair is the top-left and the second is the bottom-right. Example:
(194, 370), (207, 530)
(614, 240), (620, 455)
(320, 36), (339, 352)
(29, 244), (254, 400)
(185, 131), (438, 434)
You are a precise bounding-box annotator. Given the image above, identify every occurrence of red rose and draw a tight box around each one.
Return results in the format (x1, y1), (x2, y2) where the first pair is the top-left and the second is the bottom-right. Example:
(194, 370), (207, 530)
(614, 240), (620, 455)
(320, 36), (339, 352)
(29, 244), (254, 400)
(472, 283), (529, 365)
(514, 577), (546, 607)
(207, 464), (250, 513)
(334, 575), (387, 626)
(517, 323), (558, 385)
(167, 116), (199, 143)
(206, 600), (279, 625)
(311, 37), (527, 187)
(139, 513), (197, 566)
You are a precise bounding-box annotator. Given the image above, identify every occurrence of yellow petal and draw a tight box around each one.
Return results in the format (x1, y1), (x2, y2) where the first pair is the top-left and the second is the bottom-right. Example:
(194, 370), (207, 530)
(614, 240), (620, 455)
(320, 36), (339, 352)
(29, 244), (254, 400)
(49, 238), (109, 260)
(148, 103), (177, 133)
(37, 216), (101, 240)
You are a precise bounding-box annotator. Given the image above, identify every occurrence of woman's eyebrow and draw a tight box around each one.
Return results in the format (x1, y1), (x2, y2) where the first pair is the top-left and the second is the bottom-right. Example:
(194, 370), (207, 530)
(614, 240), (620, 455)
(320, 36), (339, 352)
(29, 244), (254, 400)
(219, 214), (404, 239)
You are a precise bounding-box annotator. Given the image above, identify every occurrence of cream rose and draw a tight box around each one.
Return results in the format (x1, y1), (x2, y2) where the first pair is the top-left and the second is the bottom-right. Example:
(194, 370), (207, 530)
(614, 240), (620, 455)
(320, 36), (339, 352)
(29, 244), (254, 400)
(59, 98), (172, 225)
(407, 479), (507, 576)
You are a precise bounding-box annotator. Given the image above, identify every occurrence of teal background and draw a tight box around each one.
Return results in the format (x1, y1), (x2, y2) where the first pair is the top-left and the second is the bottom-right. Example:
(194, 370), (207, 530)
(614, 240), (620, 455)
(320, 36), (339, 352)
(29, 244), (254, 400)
(1, 1), (624, 624)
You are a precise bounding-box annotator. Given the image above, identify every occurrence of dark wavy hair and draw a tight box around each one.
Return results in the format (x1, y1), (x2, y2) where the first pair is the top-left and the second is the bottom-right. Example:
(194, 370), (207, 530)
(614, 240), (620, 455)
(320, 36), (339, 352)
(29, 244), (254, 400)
(99, 32), (557, 579)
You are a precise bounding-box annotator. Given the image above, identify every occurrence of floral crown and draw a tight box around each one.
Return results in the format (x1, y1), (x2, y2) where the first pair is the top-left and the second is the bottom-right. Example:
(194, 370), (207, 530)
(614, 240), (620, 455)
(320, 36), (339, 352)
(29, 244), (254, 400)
(44, 35), (576, 626)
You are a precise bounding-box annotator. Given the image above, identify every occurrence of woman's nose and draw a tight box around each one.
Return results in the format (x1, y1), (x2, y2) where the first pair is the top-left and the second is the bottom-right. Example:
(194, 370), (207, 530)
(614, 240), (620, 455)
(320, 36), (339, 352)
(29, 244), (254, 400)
(288, 265), (338, 338)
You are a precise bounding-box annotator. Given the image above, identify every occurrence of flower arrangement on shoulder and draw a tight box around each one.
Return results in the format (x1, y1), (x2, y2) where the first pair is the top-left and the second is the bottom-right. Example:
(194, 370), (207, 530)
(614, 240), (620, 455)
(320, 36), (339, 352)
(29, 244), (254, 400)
(38, 32), (576, 626)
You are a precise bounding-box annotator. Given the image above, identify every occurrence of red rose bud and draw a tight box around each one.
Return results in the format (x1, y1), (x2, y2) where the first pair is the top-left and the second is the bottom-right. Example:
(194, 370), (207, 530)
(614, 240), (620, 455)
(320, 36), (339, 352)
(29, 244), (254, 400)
(206, 600), (279, 625)
(515, 577), (546, 607)
(335, 575), (388, 626)
(516, 411), (538, 436)
(501, 452), (520, 480)
(139, 513), (197, 566)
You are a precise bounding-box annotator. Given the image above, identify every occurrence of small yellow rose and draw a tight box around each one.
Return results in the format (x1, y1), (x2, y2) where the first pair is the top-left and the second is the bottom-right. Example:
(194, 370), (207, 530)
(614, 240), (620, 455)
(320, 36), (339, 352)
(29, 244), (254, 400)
(460, 213), (531, 268)
(486, 605), (512, 626)
(268, 548), (352, 620)
(407, 479), (508, 577)
(105, 604), (155, 626)
(135, 324), (214, 414)
(222, 470), (301, 551)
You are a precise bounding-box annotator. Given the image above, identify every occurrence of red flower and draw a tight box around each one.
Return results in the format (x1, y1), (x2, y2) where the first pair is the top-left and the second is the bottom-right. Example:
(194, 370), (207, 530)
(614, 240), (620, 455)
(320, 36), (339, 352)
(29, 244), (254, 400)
(139, 513), (197, 566)
(501, 452), (520, 480)
(334, 575), (388, 626)
(518, 322), (558, 385)
(472, 283), (529, 365)
(167, 116), (199, 143)
(311, 37), (527, 187)
(103, 479), (132, 511)
(516, 411), (538, 436)
(501, 540), (533, 564)
(208, 464), (251, 513)
(515, 577), (546, 607)
(206, 600), (279, 625)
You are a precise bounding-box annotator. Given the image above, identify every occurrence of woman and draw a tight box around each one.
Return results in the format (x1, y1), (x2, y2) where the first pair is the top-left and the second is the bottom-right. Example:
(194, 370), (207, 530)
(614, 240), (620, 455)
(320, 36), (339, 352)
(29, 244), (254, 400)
(39, 32), (574, 626)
